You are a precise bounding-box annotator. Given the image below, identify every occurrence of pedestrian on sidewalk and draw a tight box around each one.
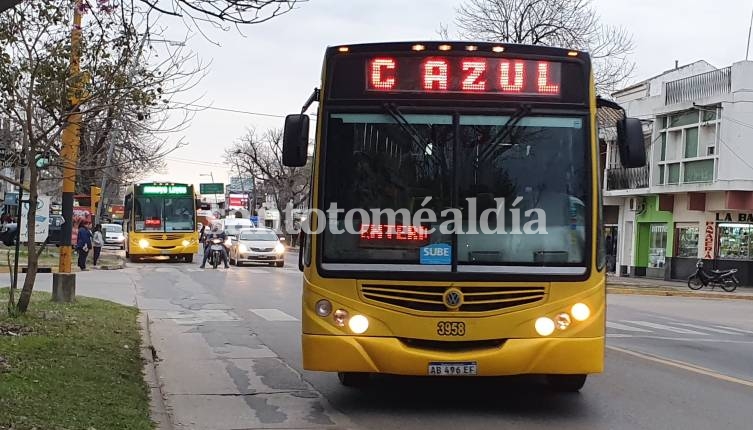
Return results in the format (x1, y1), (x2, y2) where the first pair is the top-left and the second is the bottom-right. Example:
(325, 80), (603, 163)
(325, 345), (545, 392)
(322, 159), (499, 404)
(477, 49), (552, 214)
(76, 220), (93, 271)
(92, 224), (104, 266)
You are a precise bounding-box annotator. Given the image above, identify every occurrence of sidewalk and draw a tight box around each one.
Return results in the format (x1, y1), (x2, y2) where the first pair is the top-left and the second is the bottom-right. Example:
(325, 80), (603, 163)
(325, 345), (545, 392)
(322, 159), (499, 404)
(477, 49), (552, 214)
(607, 273), (753, 300)
(23, 268), (353, 430)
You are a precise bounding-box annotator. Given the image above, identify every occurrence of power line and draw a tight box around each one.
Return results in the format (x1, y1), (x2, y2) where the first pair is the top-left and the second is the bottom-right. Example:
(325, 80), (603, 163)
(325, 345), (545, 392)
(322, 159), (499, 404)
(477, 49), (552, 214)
(170, 101), (319, 119)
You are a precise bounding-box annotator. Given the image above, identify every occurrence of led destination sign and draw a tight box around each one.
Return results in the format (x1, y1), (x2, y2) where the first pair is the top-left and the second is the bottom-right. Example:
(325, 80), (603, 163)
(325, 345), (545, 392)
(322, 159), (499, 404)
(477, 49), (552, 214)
(366, 56), (562, 96)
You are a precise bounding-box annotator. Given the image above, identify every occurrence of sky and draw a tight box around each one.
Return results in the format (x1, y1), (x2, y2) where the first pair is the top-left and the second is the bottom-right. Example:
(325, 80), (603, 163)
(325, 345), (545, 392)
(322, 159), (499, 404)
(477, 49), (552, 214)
(144, 0), (753, 190)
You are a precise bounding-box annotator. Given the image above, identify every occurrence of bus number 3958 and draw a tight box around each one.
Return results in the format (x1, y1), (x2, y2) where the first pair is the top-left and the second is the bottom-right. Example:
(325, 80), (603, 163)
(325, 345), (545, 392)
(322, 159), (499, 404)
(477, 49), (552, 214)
(436, 321), (466, 336)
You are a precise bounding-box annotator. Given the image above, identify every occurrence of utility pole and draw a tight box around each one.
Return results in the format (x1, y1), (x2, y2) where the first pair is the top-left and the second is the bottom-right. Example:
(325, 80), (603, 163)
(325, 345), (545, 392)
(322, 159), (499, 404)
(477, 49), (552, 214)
(53, 0), (84, 303)
(747, 2), (753, 60)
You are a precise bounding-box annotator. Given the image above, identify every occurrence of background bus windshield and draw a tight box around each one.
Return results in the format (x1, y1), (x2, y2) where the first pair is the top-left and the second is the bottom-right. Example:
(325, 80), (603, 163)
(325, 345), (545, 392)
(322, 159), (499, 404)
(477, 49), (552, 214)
(321, 112), (589, 269)
(134, 197), (195, 232)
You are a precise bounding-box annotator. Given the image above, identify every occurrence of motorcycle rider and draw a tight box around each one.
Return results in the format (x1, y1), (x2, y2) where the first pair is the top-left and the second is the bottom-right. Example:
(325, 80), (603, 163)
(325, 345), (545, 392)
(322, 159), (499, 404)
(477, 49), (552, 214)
(200, 222), (230, 269)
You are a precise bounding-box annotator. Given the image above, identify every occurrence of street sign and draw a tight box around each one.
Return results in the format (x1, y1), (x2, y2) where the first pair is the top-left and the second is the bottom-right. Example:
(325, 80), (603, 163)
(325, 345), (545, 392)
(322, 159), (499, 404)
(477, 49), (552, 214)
(3, 192), (18, 206)
(200, 183), (224, 194)
(20, 195), (50, 243)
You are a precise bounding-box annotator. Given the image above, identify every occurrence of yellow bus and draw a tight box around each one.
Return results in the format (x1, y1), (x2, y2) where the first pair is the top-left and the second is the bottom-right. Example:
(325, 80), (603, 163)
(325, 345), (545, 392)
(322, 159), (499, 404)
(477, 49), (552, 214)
(282, 42), (645, 392)
(123, 182), (201, 263)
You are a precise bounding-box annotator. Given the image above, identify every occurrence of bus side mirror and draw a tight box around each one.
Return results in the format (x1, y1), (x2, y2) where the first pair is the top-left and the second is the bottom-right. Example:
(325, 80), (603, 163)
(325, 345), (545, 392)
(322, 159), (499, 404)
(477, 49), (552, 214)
(617, 117), (646, 168)
(283, 114), (309, 167)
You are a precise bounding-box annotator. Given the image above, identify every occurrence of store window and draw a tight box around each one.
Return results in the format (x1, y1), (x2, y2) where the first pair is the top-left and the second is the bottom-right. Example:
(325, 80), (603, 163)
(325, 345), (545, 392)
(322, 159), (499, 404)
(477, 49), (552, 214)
(717, 223), (753, 259)
(675, 225), (699, 258)
(648, 224), (668, 268)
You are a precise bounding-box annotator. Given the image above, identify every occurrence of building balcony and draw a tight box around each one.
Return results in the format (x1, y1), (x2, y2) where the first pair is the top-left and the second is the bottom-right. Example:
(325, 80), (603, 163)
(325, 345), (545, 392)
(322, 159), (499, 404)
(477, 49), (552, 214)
(605, 166), (650, 191)
(664, 67), (731, 105)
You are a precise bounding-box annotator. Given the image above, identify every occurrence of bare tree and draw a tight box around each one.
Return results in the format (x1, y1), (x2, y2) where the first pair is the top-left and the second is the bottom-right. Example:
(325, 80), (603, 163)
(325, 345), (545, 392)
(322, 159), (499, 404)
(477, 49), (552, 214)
(3, 0), (306, 25)
(0, 1), (203, 313)
(446, 0), (635, 94)
(225, 128), (310, 235)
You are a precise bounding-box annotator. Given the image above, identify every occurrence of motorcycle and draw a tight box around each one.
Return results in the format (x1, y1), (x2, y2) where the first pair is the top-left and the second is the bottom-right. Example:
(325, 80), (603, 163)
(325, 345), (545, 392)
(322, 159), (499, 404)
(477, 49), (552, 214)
(207, 238), (226, 269)
(687, 260), (739, 292)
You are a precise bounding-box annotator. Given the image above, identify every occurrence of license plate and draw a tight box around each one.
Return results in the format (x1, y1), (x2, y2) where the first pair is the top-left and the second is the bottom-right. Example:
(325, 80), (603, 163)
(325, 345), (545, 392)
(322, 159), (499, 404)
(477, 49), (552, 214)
(428, 362), (477, 376)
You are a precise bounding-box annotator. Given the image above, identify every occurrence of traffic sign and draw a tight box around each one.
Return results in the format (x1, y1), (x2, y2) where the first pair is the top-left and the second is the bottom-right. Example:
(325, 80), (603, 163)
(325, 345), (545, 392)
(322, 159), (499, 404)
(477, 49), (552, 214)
(200, 183), (224, 194)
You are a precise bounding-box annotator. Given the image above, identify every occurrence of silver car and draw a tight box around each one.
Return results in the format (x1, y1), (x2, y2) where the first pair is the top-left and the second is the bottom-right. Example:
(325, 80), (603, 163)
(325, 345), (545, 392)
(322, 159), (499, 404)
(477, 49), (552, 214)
(228, 228), (285, 267)
(102, 223), (125, 249)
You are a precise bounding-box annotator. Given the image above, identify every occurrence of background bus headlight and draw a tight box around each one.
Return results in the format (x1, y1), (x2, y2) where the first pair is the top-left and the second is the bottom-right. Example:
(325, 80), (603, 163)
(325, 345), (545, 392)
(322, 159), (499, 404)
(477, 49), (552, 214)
(138, 239), (149, 249)
(571, 303), (590, 321)
(182, 240), (190, 247)
(348, 315), (369, 334)
(535, 317), (555, 336)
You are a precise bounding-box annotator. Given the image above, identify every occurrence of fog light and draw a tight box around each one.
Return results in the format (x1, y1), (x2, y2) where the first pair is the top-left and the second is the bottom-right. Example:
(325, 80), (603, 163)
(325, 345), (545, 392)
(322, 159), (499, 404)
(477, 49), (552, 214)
(571, 303), (590, 321)
(333, 309), (348, 327)
(535, 317), (555, 336)
(554, 313), (571, 330)
(348, 314), (369, 334)
(182, 240), (190, 247)
(315, 299), (332, 317)
(138, 239), (149, 249)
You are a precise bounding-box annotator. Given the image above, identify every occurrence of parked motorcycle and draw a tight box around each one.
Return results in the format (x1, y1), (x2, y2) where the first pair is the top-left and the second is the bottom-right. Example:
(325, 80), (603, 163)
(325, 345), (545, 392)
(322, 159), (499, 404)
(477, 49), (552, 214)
(207, 238), (226, 269)
(687, 260), (739, 292)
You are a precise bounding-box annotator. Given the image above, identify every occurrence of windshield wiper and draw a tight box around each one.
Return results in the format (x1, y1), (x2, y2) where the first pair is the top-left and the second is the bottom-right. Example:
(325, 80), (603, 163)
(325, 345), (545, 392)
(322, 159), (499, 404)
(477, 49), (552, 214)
(477, 104), (531, 163)
(381, 102), (435, 156)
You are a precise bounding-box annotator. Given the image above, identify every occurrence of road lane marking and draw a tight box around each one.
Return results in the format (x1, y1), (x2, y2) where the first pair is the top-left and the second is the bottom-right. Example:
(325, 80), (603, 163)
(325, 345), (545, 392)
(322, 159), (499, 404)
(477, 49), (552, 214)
(607, 345), (753, 388)
(608, 335), (753, 344)
(606, 321), (652, 332)
(250, 308), (299, 321)
(672, 323), (743, 335)
(712, 325), (753, 335)
(622, 320), (708, 335)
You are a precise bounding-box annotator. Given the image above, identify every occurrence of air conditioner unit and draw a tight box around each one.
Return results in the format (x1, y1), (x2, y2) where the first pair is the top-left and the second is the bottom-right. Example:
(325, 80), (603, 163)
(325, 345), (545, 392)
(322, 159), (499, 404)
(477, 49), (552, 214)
(628, 197), (647, 214)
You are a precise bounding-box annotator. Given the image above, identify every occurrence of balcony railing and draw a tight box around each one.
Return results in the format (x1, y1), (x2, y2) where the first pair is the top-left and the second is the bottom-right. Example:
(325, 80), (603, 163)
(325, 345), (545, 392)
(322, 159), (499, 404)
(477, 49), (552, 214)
(664, 67), (731, 105)
(606, 166), (650, 191)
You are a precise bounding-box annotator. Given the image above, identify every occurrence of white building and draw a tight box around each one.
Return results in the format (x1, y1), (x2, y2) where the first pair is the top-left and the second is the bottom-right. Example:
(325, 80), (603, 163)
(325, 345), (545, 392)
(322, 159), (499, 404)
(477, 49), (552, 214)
(604, 59), (753, 284)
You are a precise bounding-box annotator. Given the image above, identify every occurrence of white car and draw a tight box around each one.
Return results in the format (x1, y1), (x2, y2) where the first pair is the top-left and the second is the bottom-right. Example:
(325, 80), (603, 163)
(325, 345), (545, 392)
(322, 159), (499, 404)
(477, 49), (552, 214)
(228, 228), (285, 267)
(102, 223), (125, 249)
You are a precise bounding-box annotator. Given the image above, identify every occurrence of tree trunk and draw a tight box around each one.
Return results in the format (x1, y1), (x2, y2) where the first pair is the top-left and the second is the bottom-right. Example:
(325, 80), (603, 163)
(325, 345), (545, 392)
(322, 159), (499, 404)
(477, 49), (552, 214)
(16, 158), (39, 313)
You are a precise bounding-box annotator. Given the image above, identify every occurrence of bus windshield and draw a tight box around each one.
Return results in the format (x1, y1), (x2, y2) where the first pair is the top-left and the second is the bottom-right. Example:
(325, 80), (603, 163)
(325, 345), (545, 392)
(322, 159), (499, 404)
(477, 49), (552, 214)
(134, 197), (196, 232)
(321, 112), (589, 271)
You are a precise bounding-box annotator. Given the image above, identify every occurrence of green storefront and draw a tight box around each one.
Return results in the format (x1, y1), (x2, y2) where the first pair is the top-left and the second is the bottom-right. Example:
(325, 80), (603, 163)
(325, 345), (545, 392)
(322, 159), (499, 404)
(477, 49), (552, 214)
(634, 196), (674, 279)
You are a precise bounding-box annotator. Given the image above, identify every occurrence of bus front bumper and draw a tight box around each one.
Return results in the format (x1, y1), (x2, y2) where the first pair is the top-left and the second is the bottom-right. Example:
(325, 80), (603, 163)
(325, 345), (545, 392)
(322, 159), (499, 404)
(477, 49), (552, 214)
(302, 335), (603, 376)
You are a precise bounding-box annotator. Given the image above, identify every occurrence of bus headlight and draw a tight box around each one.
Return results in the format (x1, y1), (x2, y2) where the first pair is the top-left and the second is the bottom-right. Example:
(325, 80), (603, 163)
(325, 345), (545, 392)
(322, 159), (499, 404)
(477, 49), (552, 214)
(274, 243), (285, 254)
(554, 313), (571, 330)
(333, 309), (348, 327)
(534, 317), (555, 336)
(315, 299), (332, 317)
(348, 315), (369, 334)
(571, 303), (590, 321)
(138, 239), (149, 249)
(181, 240), (190, 247)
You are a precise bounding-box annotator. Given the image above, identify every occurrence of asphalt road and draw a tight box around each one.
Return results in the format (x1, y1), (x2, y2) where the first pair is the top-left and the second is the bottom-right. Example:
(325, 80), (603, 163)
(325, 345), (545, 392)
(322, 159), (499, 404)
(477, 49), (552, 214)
(127, 253), (753, 430)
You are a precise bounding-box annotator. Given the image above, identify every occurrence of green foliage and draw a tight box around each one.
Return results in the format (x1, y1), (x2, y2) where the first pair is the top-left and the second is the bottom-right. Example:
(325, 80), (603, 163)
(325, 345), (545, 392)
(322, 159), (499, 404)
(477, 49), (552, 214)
(0, 288), (153, 429)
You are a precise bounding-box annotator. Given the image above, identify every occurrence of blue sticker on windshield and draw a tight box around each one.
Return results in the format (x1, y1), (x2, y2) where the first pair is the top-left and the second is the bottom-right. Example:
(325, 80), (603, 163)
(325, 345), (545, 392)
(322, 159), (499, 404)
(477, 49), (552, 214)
(420, 243), (451, 265)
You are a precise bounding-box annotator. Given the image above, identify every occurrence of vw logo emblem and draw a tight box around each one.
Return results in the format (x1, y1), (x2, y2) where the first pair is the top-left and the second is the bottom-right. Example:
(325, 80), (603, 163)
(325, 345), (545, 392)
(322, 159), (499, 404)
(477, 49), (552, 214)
(443, 288), (463, 309)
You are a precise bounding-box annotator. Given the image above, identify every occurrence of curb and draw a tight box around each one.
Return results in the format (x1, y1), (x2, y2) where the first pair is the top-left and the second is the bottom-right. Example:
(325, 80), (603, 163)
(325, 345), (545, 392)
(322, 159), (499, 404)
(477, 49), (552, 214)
(0, 257), (125, 273)
(138, 312), (175, 430)
(607, 286), (753, 300)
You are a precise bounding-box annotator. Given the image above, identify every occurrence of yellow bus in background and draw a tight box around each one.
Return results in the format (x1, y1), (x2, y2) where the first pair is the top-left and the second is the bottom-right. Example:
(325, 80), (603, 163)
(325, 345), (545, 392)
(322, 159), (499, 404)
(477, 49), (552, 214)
(123, 182), (200, 263)
(282, 41), (647, 392)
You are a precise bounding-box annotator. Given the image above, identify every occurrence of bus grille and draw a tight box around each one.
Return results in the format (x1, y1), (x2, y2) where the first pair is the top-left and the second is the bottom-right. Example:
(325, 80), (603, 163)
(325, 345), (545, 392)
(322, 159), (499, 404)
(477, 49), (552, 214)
(360, 284), (545, 312)
(400, 338), (505, 352)
(146, 234), (183, 241)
